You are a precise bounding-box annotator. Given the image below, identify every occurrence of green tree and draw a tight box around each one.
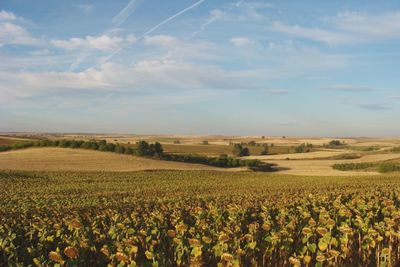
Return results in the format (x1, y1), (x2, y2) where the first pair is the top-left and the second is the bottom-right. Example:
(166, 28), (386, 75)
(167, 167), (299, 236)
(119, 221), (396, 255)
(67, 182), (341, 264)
(153, 142), (163, 157)
(136, 141), (150, 156)
(241, 147), (250, 156)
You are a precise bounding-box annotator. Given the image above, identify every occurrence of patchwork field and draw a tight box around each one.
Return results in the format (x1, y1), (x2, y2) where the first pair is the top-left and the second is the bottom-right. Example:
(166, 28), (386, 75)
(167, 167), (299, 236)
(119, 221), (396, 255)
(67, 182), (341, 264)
(1, 134), (400, 266)
(1, 134), (400, 176)
(258, 153), (400, 176)
(0, 147), (236, 172)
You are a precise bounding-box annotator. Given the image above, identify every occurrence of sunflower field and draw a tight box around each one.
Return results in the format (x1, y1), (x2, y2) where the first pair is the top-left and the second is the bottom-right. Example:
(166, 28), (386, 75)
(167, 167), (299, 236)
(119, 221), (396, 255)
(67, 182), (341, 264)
(1, 170), (400, 266)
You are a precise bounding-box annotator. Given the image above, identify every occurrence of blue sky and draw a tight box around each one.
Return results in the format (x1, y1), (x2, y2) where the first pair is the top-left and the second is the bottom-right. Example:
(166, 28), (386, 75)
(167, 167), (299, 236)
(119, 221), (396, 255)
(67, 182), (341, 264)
(1, 0), (400, 136)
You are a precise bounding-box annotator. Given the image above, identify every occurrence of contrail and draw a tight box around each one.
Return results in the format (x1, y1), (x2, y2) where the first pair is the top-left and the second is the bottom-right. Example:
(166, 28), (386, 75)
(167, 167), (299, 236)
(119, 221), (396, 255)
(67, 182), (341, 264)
(189, 9), (224, 38)
(112, 0), (144, 29)
(93, 0), (206, 68)
(69, 0), (143, 71)
(141, 0), (206, 37)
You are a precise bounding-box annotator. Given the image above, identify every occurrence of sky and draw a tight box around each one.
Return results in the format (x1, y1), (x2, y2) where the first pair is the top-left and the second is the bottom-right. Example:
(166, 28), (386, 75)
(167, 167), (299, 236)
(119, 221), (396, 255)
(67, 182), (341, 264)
(0, 0), (400, 136)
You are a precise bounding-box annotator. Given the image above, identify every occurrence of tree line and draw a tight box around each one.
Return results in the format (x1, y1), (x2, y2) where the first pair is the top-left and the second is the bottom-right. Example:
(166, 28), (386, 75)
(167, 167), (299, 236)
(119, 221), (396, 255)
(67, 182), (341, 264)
(0, 139), (274, 171)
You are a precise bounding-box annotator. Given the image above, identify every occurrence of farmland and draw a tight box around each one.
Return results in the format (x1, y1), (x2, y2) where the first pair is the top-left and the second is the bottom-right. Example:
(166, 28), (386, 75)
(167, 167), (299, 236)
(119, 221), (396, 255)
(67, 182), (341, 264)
(2, 134), (400, 175)
(0, 136), (32, 146)
(1, 135), (400, 266)
(0, 148), (235, 172)
(2, 170), (400, 266)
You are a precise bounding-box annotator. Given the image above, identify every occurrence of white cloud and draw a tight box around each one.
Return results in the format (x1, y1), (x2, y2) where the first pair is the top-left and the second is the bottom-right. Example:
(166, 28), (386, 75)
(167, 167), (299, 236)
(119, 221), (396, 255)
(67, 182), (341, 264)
(52, 34), (136, 51)
(230, 37), (251, 47)
(0, 10), (17, 21)
(272, 11), (400, 44)
(142, 35), (214, 62)
(0, 10), (41, 47)
(0, 60), (260, 100)
(271, 22), (351, 45)
(0, 22), (41, 46)
(29, 49), (50, 56)
(144, 35), (179, 47)
(334, 11), (400, 40)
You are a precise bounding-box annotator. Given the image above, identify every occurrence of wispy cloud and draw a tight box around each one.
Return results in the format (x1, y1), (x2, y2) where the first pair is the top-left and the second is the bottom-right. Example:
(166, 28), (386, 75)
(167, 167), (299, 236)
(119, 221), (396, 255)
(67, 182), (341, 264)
(143, 35), (215, 62)
(29, 49), (50, 56)
(320, 84), (374, 92)
(52, 34), (136, 52)
(0, 10), (42, 47)
(272, 11), (400, 45)
(268, 89), (288, 95)
(341, 98), (392, 111)
(0, 21), (41, 47)
(0, 10), (17, 21)
(189, 9), (225, 38)
(230, 37), (252, 47)
(272, 22), (351, 45)
(144, 35), (180, 46)
(237, 1), (273, 20)
(75, 4), (93, 14)
(98, 0), (207, 67)
(67, 1), (143, 71)
(358, 103), (391, 111)
(0, 60), (262, 101)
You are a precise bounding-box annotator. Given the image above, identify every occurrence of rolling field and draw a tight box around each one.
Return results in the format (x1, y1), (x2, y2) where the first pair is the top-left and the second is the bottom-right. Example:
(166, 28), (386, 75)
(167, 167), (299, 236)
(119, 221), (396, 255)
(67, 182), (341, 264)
(261, 153), (400, 176)
(2, 170), (400, 266)
(0, 148), (237, 172)
(1, 136), (400, 266)
(139, 144), (294, 157)
(0, 136), (32, 146)
(246, 150), (346, 161)
(2, 135), (400, 176)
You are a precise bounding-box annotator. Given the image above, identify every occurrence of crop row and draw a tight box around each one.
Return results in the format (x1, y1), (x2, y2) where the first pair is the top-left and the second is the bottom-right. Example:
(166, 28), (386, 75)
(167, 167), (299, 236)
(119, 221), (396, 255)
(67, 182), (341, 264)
(1, 171), (400, 266)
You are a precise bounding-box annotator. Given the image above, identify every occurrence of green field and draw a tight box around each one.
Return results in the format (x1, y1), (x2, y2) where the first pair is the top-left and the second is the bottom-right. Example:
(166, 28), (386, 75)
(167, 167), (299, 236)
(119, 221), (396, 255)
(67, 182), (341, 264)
(1, 170), (400, 266)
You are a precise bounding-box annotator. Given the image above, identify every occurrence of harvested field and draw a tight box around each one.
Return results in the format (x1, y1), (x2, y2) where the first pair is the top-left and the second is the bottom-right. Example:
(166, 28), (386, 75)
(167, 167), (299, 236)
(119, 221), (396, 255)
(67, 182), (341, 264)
(246, 150), (346, 160)
(265, 153), (400, 176)
(0, 148), (241, 172)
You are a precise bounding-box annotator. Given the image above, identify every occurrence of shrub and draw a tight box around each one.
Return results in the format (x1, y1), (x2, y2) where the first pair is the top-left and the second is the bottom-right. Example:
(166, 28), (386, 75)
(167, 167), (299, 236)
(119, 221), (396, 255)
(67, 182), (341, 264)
(232, 144), (250, 157)
(392, 147), (400, 153)
(260, 145), (269, 155)
(115, 146), (126, 154)
(0, 145), (12, 152)
(58, 140), (71, 148)
(378, 163), (400, 173)
(125, 147), (134, 155)
(248, 141), (256, 146)
(333, 163), (376, 171)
